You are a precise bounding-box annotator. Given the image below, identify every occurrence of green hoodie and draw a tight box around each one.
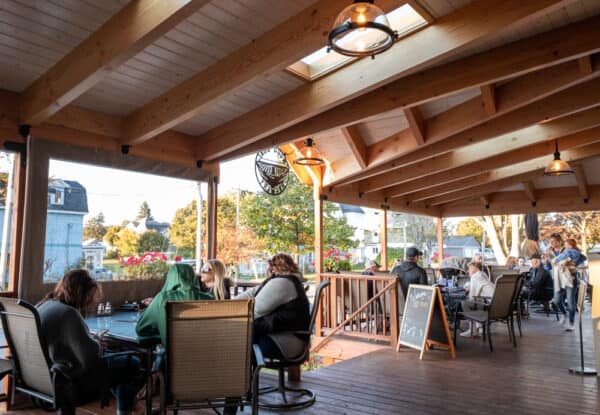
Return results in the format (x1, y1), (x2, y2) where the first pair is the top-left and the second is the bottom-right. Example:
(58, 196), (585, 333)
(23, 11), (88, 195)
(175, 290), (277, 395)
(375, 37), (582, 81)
(135, 263), (213, 344)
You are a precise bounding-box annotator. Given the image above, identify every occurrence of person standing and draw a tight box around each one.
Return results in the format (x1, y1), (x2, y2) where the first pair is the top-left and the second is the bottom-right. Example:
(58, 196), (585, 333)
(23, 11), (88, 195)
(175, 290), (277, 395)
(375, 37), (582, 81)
(552, 238), (586, 331)
(391, 247), (427, 297)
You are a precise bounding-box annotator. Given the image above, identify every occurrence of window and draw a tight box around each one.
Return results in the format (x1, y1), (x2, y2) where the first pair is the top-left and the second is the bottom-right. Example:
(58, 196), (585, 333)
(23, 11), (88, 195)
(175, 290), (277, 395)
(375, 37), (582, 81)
(287, 4), (428, 81)
(43, 159), (206, 282)
(0, 151), (17, 293)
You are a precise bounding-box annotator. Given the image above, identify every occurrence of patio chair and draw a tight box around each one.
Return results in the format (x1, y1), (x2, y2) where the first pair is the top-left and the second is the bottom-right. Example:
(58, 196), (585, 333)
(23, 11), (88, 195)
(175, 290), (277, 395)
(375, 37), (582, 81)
(258, 279), (330, 411)
(454, 274), (522, 352)
(159, 299), (262, 415)
(0, 345), (11, 404)
(0, 297), (112, 413)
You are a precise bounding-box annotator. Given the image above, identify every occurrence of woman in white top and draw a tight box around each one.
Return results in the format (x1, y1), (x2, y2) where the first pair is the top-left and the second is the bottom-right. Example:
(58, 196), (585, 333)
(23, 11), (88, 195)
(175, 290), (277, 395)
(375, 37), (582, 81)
(460, 262), (495, 337)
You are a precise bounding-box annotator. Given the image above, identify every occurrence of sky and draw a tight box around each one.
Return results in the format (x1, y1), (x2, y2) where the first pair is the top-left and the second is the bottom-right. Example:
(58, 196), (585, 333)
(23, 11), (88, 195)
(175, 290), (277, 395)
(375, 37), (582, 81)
(49, 155), (260, 226)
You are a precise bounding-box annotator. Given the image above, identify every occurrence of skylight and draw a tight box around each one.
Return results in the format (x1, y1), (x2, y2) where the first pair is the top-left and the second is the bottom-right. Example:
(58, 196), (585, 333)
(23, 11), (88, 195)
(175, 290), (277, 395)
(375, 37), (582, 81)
(287, 4), (428, 81)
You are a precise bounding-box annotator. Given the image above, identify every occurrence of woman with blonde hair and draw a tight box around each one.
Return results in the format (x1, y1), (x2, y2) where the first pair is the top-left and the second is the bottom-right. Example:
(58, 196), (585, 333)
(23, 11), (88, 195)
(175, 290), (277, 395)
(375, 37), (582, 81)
(199, 258), (231, 300)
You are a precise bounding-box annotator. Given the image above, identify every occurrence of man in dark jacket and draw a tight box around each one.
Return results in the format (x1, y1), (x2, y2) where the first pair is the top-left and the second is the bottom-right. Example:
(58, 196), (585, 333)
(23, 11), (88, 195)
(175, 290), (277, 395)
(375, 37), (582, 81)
(523, 253), (553, 302)
(391, 247), (428, 297)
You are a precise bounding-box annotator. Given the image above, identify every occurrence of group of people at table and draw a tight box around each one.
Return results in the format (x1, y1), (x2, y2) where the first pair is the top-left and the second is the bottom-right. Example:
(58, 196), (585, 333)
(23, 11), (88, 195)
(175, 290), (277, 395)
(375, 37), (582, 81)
(363, 233), (587, 338)
(34, 253), (310, 415)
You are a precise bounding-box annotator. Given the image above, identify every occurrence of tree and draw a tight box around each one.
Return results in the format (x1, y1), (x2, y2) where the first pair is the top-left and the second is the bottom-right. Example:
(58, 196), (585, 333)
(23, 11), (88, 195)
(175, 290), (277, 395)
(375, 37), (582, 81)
(169, 200), (198, 256)
(114, 228), (139, 256)
(456, 218), (484, 244)
(83, 212), (107, 240)
(540, 211), (600, 252)
(136, 201), (153, 221)
(104, 225), (122, 247)
(138, 230), (169, 253)
(241, 175), (357, 255)
(466, 215), (523, 264)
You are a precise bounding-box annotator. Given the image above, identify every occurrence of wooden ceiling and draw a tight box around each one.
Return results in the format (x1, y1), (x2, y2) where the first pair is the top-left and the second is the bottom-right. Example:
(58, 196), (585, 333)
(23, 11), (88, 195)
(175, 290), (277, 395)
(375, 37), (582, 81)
(1, 0), (600, 216)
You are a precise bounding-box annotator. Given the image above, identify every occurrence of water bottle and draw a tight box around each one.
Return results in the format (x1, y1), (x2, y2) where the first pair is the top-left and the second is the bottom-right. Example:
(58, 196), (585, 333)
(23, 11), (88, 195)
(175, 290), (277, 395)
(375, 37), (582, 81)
(97, 303), (105, 316)
(105, 302), (112, 315)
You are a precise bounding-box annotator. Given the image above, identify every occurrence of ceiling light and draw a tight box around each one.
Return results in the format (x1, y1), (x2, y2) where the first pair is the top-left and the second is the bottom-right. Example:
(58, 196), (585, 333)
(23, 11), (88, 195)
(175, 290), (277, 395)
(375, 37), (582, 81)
(544, 141), (574, 176)
(294, 138), (325, 166)
(328, 1), (398, 58)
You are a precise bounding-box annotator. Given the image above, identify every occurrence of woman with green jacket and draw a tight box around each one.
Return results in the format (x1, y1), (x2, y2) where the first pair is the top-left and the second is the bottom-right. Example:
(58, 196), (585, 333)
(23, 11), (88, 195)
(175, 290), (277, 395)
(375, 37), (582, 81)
(136, 263), (213, 344)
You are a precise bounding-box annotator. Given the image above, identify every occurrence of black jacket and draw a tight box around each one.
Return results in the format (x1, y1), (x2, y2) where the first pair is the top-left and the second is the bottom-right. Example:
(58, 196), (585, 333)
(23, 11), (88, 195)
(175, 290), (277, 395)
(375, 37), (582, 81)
(391, 261), (428, 297)
(528, 266), (553, 300)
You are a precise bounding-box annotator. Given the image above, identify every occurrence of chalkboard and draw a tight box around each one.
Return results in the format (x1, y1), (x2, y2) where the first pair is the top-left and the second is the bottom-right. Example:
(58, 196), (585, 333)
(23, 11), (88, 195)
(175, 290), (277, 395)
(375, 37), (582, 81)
(397, 285), (455, 359)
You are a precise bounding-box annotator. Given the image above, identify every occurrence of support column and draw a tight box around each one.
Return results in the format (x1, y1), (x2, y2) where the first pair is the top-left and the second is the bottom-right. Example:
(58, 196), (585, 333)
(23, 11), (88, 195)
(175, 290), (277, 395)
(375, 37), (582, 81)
(380, 208), (388, 270)
(437, 217), (444, 265)
(207, 175), (218, 260)
(7, 152), (25, 295)
(195, 182), (203, 272)
(313, 180), (323, 336)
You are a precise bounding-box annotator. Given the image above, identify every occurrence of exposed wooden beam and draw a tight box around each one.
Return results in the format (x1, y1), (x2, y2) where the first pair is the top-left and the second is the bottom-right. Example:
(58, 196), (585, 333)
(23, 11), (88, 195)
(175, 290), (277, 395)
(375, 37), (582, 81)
(440, 185), (600, 217)
(121, 0), (402, 145)
(341, 126), (368, 169)
(426, 141), (600, 206)
(578, 55), (594, 74)
(196, 0), (570, 161)
(220, 14), (600, 163)
(407, 0), (436, 23)
(480, 195), (490, 208)
(480, 84), (497, 115)
(281, 144), (313, 186)
(404, 173), (492, 202)
(403, 107), (426, 145)
(334, 75), (600, 188)
(20, 0), (209, 125)
(573, 164), (590, 201)
(523, 181), (537, 204)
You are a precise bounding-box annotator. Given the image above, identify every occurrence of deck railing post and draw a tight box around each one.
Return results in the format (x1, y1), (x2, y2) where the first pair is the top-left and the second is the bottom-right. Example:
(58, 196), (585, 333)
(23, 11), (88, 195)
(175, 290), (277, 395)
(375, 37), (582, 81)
(390, 277), (400, 349)
(315, 273), (323, 337)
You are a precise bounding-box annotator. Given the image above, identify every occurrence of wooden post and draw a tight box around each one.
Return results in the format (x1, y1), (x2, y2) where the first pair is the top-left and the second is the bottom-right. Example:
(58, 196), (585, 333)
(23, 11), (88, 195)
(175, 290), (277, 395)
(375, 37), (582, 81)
(6, 152), (24, 296)
(390, 277), (400, 349)
(207, 175), (218, 259)
(437, 217), (444, 264)
(314, 180), (323, 337)
(380, 208), (388, 270)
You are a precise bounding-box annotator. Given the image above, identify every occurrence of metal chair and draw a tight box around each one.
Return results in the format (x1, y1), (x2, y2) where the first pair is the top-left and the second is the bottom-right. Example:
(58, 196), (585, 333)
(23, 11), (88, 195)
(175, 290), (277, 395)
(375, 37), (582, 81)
(0, 345), (12, 404)
(258, 279), (330, 411)
(159, 299), (262, 415)
(454, 274), (522, 352)
(0, 297), (112, 413)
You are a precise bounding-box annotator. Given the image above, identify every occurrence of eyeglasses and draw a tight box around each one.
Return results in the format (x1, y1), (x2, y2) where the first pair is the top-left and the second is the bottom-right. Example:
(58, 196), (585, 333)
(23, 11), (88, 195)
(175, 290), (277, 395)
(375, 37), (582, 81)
(200, 267), (212, 273)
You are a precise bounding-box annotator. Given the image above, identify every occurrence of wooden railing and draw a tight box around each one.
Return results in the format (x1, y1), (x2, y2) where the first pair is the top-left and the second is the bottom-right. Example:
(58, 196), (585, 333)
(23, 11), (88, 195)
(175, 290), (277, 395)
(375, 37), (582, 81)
(313, 272), (400, 351)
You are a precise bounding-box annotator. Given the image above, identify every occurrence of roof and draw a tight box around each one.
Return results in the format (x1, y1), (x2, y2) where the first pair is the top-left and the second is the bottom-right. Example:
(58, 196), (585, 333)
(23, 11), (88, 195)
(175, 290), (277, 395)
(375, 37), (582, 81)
(339, 204), (365, 215)
(48, 180), (88, 214)
(445, 236), (479, 248)
(1, 0), (600, 217)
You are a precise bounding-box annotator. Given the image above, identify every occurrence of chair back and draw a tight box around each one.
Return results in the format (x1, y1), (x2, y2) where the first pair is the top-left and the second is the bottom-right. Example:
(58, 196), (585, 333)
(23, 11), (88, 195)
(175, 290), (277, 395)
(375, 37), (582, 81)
(488, 274), (520, 320)
(489, 266), (512, 283)
(165, 299), (253, 403)
(0, 298), (53, 397)
(424, 268), (436, 285)
(309, 280), (330, 333)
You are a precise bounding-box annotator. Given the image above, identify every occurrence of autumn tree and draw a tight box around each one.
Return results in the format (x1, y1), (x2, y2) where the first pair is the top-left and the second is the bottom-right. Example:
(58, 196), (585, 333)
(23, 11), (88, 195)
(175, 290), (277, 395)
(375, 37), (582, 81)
(104, 225), (122, 247)
(456, 218), (484, 244)
(114, 228), (139, 256)
(462, 215), (523, 264)
(540, 211), (600, 252)
(169, 200), (198, 256)
(138, 230), (169, 253)
(83, 212), (107, 240)
(136, 201), (153, 221)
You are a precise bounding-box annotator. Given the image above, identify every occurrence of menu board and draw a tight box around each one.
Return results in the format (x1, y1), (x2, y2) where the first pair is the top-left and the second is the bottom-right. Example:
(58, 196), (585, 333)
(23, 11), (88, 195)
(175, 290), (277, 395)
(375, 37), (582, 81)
(397, 285), (455, 359)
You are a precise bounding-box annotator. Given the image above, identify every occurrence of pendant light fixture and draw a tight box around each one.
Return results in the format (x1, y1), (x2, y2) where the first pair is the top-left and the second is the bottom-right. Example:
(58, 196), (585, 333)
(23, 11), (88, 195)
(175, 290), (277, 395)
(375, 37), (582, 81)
(544, 140), (574, 176)
(328, 1), (398, 58)
(294, 138), (325, 166)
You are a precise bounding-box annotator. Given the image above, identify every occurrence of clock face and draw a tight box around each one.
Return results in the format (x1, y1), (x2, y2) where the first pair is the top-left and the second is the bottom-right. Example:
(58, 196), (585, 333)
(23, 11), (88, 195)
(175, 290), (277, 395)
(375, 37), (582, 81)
(255, 148), (289, 196)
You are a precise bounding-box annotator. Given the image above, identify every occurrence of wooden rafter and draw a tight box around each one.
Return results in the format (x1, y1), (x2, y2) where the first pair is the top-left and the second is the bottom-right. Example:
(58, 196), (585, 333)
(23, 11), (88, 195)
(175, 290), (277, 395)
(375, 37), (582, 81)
(578, 55), (594, 74)
(217, 14), (600, 163)
(341, 126), (368, 169)
(403, 107), (426, 145)
(480, 84), (497, 115)
(406, 0), (436, 23)
(20, 0), (209, 125)
(195, 0), (570, 161)
(480, 195), (491, 208)
(121, 0), (403, 145)
(573, 164), (590, 201)
(523, 181), (537, 204)
(440, 186), (600, 217)
(334, 76), (600, 189)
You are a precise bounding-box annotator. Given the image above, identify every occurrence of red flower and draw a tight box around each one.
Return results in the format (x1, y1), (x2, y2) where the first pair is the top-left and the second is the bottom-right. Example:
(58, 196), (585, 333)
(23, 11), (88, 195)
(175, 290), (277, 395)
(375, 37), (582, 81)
(174, 256), (182, 262)
(344, 253), (350, 259)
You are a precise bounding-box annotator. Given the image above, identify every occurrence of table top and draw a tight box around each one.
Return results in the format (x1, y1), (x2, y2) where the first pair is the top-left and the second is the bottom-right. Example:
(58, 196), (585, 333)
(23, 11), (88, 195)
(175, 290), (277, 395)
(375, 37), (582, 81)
(85, 311), (159, 347)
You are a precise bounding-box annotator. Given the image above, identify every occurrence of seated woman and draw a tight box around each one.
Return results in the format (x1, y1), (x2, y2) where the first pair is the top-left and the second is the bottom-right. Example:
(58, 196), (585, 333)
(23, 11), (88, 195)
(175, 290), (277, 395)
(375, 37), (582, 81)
(37, 269), (141, 415)
(199, 258), (231, 299)
(236, 253), (310, 360)
(505, 256), (518, 269)
(136, 263), (212, 344)
(460, 261), (495, 338)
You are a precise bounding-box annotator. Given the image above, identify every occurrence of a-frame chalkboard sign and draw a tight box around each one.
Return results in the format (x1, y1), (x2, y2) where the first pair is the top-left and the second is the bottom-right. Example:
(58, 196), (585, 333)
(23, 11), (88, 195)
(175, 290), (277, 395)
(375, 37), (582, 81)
(396, 285), (456, 360)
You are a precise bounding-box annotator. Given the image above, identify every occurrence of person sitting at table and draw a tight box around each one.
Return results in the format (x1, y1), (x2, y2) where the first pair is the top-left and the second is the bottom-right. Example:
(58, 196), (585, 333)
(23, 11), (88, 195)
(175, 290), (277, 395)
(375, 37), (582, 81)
(521, 253), (553, 303)
(37, 269), (142, 415)
(473, 254), (483, 264)
(505, 256), (518, 269)
(136, 263), (213, 344)
(460, 261), (495, 338)
(199, 258), (231, 299)
(391, 247), (427, 297)
(235, 253), (310, 360)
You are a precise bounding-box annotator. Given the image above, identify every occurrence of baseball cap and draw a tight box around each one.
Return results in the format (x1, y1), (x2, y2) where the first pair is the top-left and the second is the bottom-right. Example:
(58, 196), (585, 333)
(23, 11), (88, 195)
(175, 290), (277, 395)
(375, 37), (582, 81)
(367, 260), (381, 268)
(406, 247), (423, 258)
(531, 253), (541, 260)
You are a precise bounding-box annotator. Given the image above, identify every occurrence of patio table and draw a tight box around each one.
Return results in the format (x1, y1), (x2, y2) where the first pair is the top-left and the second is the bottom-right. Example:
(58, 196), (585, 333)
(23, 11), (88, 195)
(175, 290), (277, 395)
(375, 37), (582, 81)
(86, 311), (160, 415)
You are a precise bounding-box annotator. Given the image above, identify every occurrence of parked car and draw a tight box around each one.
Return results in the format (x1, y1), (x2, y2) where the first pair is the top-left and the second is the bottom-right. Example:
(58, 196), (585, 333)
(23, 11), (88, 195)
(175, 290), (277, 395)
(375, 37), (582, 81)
(93, 267), (114, 279)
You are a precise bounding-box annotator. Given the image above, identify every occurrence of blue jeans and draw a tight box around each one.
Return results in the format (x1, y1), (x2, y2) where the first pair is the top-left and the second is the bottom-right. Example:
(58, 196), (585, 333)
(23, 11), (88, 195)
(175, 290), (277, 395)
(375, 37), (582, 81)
(105, 355), (142, 412)
(553, 285), (578, 324)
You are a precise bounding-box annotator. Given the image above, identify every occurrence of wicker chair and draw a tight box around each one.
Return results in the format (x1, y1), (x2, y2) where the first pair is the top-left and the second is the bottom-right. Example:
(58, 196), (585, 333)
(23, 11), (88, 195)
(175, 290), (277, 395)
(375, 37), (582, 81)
(159, 299), (262, 415)
(454, 274), (522, 352)
(258, 279), (330, 411)
(0, 297), (111, 413)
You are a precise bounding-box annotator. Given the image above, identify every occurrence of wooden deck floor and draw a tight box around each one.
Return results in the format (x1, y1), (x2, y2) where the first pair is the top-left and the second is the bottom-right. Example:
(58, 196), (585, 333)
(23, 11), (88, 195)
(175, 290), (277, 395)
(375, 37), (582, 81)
(7, 310), (599, 415)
